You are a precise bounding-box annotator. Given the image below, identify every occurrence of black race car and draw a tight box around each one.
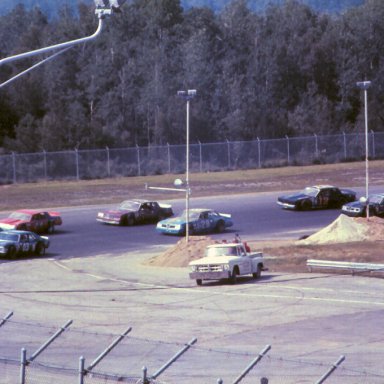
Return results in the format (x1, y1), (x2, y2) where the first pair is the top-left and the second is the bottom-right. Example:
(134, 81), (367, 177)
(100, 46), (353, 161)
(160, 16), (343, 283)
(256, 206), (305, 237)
(341, 193), (384, 218)
(97, 199), (173, 226)
(0, 230), (50, 258)
(277, 185), (356, 211)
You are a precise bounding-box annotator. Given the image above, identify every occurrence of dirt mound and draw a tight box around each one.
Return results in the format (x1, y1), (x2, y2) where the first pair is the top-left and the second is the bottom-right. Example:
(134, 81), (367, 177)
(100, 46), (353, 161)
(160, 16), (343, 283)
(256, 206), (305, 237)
(145, 236), (217, 267)
(298, 215), (384, 245)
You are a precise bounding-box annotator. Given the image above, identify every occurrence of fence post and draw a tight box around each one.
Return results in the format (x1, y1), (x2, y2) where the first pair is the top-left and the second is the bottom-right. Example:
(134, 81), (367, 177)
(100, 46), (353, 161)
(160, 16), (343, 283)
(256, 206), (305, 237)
(371, 130), (375, 158)
(226, 139), (231, 169)
(12, 152), (17, 184)
(43, 150), (47, 180)
(257, 137), (261, 168)
(343, 132), (347, 160)
(142, 366), (148, 384)
(136, 145), (141, 176)
(314, 134), (318, 159)
(167, 143), (171, 173)
(74, 148), (79, 181)
(285, 135), (290, 165)
(106, 146), (110, 177)
(79, 356), (85, 384)
(20, 348), (27, 384)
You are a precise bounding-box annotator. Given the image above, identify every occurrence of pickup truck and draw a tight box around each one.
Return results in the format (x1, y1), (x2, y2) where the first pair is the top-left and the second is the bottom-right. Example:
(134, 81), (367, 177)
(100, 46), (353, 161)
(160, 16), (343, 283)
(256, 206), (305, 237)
(188, 242), (265, 285)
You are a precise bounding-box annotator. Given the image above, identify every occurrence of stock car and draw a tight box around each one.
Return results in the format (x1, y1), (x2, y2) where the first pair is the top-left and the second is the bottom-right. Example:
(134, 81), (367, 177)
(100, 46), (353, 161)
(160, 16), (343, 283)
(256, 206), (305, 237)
(0, 230), (50, 258)
(156, 208), (233, 235)
(97, 199), (173, 226)
(341, 193), (384, 218)
(277, 185), (356, 211)
(0, 209), (62, 233)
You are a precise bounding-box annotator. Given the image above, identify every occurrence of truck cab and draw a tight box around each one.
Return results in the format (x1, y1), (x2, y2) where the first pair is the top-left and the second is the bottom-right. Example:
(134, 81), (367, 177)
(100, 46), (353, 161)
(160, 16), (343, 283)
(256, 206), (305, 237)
(189, 242), (264, 285)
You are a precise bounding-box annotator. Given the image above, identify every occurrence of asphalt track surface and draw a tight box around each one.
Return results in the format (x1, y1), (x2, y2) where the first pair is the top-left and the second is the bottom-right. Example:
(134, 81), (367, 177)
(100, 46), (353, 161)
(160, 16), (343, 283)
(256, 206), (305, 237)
(48, 190), (350, 259)
(2, 187), (384, 383)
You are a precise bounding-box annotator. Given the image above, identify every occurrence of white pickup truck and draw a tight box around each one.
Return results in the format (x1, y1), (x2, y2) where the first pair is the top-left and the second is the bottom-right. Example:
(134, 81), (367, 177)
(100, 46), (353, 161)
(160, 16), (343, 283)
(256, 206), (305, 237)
(189, 242), (265, 285)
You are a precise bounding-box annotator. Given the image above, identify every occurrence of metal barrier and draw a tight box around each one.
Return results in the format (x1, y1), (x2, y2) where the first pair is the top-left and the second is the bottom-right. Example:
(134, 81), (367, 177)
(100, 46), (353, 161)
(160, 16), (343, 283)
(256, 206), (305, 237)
(307, 259), (384, 274)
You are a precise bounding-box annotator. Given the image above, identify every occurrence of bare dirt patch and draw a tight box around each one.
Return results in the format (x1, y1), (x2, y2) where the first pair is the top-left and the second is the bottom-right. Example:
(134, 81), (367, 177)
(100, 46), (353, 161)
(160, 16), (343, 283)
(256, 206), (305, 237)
(146, 215), (384, 275)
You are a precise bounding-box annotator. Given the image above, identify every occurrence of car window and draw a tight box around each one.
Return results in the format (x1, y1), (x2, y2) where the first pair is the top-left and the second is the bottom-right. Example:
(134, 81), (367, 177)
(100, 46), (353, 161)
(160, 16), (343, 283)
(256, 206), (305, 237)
(302, 187), (319, 197)
(0, 233), (19, 241)
(9, 212), (31, 221)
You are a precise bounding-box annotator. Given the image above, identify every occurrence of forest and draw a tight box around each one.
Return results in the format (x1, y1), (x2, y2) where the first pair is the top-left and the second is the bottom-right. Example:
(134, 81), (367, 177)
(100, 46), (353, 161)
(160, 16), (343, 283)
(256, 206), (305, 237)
(0, 0), (383, 153)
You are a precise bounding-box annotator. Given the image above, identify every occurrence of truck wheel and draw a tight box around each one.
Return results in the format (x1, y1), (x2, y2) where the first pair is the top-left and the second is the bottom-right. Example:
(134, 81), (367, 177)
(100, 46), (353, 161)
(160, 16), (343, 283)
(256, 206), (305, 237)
(252, 264), (262, 279)
(196, 279), (202, 286)
(229, 269), (238, 284)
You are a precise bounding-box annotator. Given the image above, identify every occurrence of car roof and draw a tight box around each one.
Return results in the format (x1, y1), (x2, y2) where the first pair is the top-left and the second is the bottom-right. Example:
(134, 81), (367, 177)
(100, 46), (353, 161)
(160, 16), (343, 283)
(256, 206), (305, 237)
(121, 199), (152, 204)
(309, 185), (336, 190)
(2, 230), (35, 235)
(188, 208), (212, 213)
(13, 209), (41, 214)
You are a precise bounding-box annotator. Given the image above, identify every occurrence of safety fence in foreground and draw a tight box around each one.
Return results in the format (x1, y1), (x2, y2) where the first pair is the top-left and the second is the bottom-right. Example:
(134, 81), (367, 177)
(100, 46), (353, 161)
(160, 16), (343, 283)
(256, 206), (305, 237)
(1, 311), (384, 384)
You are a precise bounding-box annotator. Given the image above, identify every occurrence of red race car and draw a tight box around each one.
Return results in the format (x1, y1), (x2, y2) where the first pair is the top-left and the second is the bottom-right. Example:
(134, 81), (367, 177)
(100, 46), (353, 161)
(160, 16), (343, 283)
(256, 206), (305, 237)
(0, 209), (62, 234)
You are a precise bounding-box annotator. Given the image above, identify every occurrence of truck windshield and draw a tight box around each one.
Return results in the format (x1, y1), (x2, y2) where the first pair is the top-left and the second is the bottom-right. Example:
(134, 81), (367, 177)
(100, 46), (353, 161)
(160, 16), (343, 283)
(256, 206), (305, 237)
(206, 247), (238, 257)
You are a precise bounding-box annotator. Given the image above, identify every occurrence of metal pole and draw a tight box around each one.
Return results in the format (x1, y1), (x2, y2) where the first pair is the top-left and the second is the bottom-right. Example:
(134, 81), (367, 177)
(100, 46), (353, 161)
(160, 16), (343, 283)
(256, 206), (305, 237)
(86, 327), (132, 371)
(0, 18), (104, 66)
(232, 345), (271, 384)
(12, 152), (16, 184)
(186, 99), (190, 243)
(75, 148), (80, 181)
(286, 135), (290, 165)
(79, 356), (85, 384)
(0, 311), (13, 328)
(364, 88), (369, 220)
(106, 146), (110, 177)
(151, 337), (197, 379)
(20, 348), (27, 384)
(0, 47), (72, 89)
(136, 144), (141, 176)
(315, 355), (345, 384)
(29, 319), (73, 363)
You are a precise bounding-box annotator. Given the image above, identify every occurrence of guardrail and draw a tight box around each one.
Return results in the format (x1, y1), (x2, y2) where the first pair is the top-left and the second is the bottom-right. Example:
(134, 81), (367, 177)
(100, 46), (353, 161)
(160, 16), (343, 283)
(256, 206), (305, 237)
(307, 259), (384, 274)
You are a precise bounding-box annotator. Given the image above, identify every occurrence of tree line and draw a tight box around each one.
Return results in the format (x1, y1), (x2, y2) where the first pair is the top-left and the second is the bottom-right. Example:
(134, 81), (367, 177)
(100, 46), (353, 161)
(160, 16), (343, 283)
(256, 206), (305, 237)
(0, 0), (383, 153)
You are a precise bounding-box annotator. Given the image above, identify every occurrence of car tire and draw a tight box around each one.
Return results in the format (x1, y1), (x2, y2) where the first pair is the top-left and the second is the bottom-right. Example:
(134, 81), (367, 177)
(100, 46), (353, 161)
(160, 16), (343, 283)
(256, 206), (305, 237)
(252, 264), (262, 279)
(7, 246), (16, 259)
(47, 223), (55, 234)
(300, 200), (311, 211)
(196, 279), (202, 286)
(216, 221), (225, 233)
(35, 243), (45, 256)
(127, 215), (135, 226)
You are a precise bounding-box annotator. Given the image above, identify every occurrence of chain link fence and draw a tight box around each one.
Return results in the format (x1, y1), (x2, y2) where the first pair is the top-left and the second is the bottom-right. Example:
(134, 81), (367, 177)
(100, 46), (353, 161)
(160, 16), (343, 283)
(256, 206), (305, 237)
(1, 132), (383, 184)
(1, 317), (384, 384)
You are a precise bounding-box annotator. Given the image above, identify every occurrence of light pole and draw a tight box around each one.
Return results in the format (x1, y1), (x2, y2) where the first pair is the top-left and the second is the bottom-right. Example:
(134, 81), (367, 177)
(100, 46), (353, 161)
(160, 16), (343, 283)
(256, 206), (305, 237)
(177, 89), (197, 243)
(356, 80), (371, 219)
(0, 1), (121, 88)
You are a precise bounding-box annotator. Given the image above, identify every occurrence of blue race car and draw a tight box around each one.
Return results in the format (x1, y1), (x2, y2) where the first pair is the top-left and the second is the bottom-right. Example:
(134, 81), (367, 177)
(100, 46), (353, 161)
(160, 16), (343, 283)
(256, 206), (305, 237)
(0, 230), (50, 258)
(341, 193), (384, 218)
(156, 208), (233, 236)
